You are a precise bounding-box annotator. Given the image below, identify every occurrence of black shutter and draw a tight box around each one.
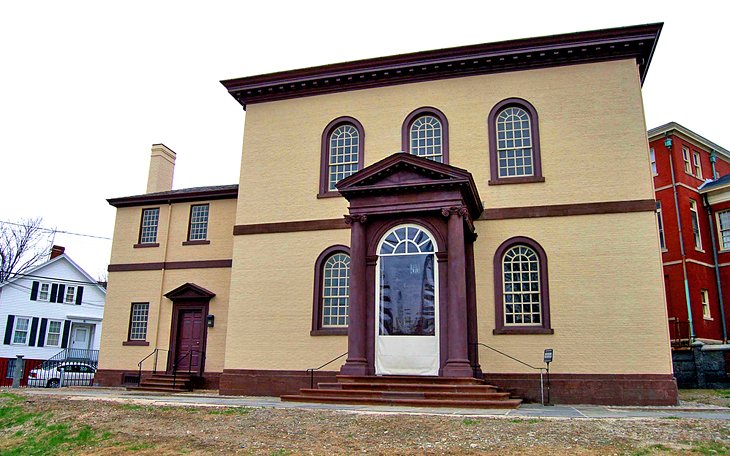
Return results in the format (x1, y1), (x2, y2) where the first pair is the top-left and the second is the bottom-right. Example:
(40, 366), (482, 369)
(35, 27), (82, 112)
(57, 285), (66, 303)
(30, 282), (39, 301)
(75, 287), (84, 305)
(50, 284), (58, 302)
(60, 320), (71, 348)
(37, 319), (48, 347)
(3, 315), (15, 345)
(28, 317), (39, 347)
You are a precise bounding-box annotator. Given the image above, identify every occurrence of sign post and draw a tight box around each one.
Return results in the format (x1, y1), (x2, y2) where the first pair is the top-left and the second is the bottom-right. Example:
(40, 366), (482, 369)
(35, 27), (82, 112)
(543, 349), (553, 406)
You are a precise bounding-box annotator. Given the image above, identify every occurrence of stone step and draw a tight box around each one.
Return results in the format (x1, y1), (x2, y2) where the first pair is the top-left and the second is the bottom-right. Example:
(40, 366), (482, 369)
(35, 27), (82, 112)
(281, 394), (522, 409)
(299, 388), (511, 401)
(336, 375), (485, 385)
(318, 382), (499, 393)
(127, 385), (191, 393)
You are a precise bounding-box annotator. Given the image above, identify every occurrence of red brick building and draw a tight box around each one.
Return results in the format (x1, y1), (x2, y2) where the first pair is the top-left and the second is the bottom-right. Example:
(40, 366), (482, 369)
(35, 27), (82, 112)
(649, 122), (730, 344)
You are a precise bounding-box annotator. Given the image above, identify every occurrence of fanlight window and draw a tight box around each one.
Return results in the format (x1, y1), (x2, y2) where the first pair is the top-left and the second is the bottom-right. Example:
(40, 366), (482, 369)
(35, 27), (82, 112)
(502, 245), (541, 325)
(496, 107), (533, 177)
(322, 253), (350, 327)
(410, 116), (443, 163)
(328, 125), (360, 190)
(379, 226), (435, 255)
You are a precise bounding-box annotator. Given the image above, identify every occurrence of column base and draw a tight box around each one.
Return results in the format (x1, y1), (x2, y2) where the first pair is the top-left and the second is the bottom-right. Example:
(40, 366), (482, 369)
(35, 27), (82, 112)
(442, 359), (474, 378)
(340, 358), (369, 376)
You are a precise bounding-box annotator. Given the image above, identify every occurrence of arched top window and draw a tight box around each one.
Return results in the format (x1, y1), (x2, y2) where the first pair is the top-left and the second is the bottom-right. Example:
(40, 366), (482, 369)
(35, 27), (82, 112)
(311, 245), (350, 335)
(493, 236), (552, 335)
(402, 107), (449, 164)
(379, 225), (436, 255)
(319, 117), (365, 197)
(488, 98), (544, 185)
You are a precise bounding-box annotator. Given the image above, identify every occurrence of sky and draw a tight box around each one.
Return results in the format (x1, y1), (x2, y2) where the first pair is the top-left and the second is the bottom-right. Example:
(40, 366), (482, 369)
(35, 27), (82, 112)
(1, 1), (728, 279)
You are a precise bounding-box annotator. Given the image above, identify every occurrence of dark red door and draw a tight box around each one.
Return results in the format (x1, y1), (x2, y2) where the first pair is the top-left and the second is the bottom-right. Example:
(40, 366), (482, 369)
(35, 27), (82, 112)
(175, 309), (204, 373)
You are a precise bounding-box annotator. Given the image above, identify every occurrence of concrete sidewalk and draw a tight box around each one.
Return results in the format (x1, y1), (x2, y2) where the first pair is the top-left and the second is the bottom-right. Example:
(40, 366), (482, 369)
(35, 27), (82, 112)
(16, 387), (730, 420)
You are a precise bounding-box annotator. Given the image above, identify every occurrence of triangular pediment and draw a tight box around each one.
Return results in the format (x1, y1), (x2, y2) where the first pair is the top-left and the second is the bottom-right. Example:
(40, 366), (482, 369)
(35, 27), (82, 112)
(164, 283), (216, 301)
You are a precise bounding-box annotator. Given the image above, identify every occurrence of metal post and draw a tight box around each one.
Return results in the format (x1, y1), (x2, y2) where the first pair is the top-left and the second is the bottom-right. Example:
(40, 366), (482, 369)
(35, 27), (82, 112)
(540, 369), (544, 406)
(58, 366), (65, 388)
(12, 355), (24, 388)
(546, 364), (551, 406)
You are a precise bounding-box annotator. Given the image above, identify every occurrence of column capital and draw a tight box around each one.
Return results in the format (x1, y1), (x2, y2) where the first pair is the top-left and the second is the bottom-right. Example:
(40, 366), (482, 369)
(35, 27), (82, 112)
(344, 214), (368, 226)
(440, 206), (469, 218)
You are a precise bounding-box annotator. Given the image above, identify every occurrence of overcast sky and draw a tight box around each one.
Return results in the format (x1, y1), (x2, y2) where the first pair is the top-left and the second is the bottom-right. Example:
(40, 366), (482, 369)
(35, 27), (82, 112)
(1, 1), (727, 279)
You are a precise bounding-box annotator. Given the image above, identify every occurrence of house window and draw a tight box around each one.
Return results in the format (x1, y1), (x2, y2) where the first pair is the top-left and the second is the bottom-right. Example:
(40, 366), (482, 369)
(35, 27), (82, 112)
(188, 204), (209, 241)
(682, 147), (692, 174)
(650, 148), (657, 176)
(716, 211), (730, 251)
(488, 98), (543, 185)
(311, 245), (351, 335)
(701, 289), (711, 319)
(402, 107), (449, 164)
(139, 208), (160, 244)
(693, 151), (703, 179)
(38, 283), (50, 301)
(12, 317), (30, 345)
(689, 199), (702, 250)
(45, 320), (63, 347)
(493, 237), (552, 334)
(64, 286), (76, 304)
(129, 303), (149, 341)
(656, 202), (666, 250)
(319, 117), (364, 196)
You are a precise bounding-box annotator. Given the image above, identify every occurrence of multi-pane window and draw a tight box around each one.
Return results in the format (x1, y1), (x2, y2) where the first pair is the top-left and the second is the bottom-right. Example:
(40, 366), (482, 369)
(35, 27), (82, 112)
(693, 151), (703, 179)
(717, 211), (730, 251)
(701, 289), (711, 319)
(129, 303), (149, 340)
(689, 199), (702, 250)
(38, 283), (50, 301)
(328, 125), (360, 190)
(409, 116), (443, 162)
(682, 147), (692, 174)
(502, 246), (541, 326)
(649, 148), (657, 176)
(321, 253), (350, 327)
(46, 320), (63, 347)
(64, 286), (76, 304)
(188, 204), (209, 241)
(12, 317), (30, 344)
(497, 107), (533, 178)
(139, 208), (160, 244)
(656, 202), (666, 250)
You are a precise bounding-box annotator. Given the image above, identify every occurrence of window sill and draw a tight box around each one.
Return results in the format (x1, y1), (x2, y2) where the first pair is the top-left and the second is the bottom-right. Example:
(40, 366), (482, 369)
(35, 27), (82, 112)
(133, 243), (159, 249)
(317, 191), (342, 199)
(661, 249), (668, 253)
(704, 317), (713, 321)
(488, 176), (545, 186)
(695, 249), (706, 253)
(182, 240), (210, 246)
(310, 328), (348, 336)
(122, 340), (150, 346)
(493, 327), (554, 335)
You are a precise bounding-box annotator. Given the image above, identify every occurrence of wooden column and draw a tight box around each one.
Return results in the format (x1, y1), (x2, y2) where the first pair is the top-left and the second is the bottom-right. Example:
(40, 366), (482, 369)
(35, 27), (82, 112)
(340, 214), (369, 376)
(442, 206), (474, 377)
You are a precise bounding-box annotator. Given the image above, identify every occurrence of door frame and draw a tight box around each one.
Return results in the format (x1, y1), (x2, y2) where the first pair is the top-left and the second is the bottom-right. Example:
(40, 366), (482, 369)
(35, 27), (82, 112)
(167, 301), (208, 375)
(69, 323), (94, 350)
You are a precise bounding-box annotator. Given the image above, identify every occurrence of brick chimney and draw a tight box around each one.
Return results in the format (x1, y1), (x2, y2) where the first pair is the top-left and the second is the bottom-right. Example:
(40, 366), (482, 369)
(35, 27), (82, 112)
(50, 245), (65, 259)
(146, 144), (176, 193)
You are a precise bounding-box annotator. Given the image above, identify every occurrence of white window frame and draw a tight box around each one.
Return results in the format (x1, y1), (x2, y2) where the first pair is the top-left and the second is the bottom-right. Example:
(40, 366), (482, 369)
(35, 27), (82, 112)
(701, 289), (711, 320)
(716, 210), (730, 251)
(649, 148), (657, 176)
(689, 199), (703, 251)
(12, 317), (31, 345)
(692, 151), (703, 179)
(321, 253), (350, 328)
(656, 202), (666, 251)
(410, 115), (444, 163)
(496, 107), (534, 178)
(129, 303), (149, 341)
(64, 285), (76, 304)
(45, 320), (63, 347)
(139, 208), (160, 244)
(37, 282), (51, 301)
(682, 147), (692, 174)
(502, 245), (542, 327)
(188, 204), (210, 241)
(328, 124), (361, 190)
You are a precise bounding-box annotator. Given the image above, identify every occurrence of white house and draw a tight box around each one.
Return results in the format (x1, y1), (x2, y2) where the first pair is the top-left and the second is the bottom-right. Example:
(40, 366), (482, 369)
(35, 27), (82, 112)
(0, 246), (106, 378)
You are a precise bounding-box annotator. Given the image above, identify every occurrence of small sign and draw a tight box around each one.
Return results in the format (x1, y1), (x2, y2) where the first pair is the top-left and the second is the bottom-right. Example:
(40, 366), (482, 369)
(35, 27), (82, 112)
(544, 348), (553, 364)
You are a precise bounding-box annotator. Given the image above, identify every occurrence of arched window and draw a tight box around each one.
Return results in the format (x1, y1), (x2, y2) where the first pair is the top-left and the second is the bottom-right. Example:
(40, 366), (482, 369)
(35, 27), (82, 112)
(493, 237), (552, 334)
(402, 107), (449, 164)
(488, 98), (544, 185)
(311, 245), (350, 335)
(319, 117), (365, 197)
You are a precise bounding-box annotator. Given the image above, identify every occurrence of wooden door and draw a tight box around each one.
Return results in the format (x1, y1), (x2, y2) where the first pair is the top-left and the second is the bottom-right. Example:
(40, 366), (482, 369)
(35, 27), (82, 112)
(175, 309), (204, 373)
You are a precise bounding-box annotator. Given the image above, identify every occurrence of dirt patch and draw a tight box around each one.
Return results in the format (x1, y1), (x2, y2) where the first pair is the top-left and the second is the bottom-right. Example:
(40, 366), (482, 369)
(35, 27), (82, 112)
(680, 389), (730, 408)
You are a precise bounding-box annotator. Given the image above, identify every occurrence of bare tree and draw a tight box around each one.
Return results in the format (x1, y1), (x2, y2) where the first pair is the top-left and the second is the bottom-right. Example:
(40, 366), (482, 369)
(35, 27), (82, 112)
(0, 218), (56, 283)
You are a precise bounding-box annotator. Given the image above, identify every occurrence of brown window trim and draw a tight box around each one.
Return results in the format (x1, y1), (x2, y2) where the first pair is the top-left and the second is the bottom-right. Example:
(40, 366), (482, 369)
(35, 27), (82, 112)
(187, 203), (210, 242)
(126, 302), (150, 344)
(311, 245), (350, 336)
(319, 116), (365, 198)
(182, 240), (211, 246)
(487, 98), (543, 185)
(133, 243), (160, 248)
(401, 106), (449, 164)
(122, 340), (150, 346)
(138, 207), (161, 245)
(493, 236), (552, 335)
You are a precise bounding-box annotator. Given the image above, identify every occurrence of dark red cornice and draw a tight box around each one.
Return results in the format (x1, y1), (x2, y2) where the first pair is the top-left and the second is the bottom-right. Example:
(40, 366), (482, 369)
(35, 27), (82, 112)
(221, 23), (662, 108)
(108, 185), (238, 208)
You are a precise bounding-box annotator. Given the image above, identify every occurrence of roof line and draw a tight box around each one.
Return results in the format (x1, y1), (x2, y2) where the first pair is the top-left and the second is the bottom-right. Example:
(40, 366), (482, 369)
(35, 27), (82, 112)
(648, 122), (730, 159)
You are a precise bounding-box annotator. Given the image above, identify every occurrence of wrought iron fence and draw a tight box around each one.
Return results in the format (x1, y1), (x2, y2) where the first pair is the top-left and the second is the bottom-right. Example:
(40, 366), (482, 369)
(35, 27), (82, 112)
(2, 349), (99, 388)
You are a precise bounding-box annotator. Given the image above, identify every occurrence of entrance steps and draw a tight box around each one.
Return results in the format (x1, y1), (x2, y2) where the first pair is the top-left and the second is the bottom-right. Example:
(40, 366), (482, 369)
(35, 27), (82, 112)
(126, 373), (194, 393)
(281, 375), (522, 409)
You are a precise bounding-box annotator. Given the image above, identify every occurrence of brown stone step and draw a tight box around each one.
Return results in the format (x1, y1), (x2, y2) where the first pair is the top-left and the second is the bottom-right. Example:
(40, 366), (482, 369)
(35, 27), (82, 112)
(318, 382), (499, 393)
(136, 381), (191, 389)
(299, 388), (511, 401)
(336, 375), (485, 385)
(281, 394), (522, 409)
(127, 386), (190, 393)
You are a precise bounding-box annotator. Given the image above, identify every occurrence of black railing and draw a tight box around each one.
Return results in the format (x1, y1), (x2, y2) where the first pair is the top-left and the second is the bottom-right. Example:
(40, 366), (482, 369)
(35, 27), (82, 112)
(306, 352), (348, 389)
(137, 348), (169, 386)
(172, 349), (206, 389)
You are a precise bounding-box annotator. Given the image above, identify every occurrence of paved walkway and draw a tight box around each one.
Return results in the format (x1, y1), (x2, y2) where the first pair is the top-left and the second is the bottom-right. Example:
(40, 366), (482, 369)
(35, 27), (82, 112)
(16, 387), (730, 420)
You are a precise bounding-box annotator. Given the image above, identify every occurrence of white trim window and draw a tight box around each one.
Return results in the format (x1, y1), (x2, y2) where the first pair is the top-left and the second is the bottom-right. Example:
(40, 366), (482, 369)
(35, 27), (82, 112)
(139, 208), (160, 244)
(37, 282), (51, 301)
(64, 285), (76, 304)
(689, 199), (702, 250)
(701, 289), (711, 319)
(321, 253), (350, 328)
(649, 148), (657, 176)
(188, 204), (209, 241)
(692, 151), (703, 179)
(129, 303), (149, 341)
(503, 245), (541, 326)
(329, 125), (361, 190)
(410, 116), (443, 163)
(45, 320), (63, 347)
(12, 317), (31, 345)
(717, 210), (730, 251)
(656, 201), (666, 250)
(497, 107), (533, 177)
(682, 147), (692, 174)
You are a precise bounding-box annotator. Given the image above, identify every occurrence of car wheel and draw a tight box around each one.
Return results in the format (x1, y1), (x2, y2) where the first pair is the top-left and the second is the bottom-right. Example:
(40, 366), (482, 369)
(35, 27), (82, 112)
(47, 379), (60, 388)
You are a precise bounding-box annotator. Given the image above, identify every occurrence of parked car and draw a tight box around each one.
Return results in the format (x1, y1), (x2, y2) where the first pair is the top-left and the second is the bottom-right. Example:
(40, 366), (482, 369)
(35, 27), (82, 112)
(27, 362), (96, 388)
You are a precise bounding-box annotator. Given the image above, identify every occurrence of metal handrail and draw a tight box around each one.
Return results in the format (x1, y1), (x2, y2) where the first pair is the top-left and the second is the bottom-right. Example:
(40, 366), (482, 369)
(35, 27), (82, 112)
(172, 349), (205, 388)
(306, 352), (347, 389)
(136, 348), (169, 386)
